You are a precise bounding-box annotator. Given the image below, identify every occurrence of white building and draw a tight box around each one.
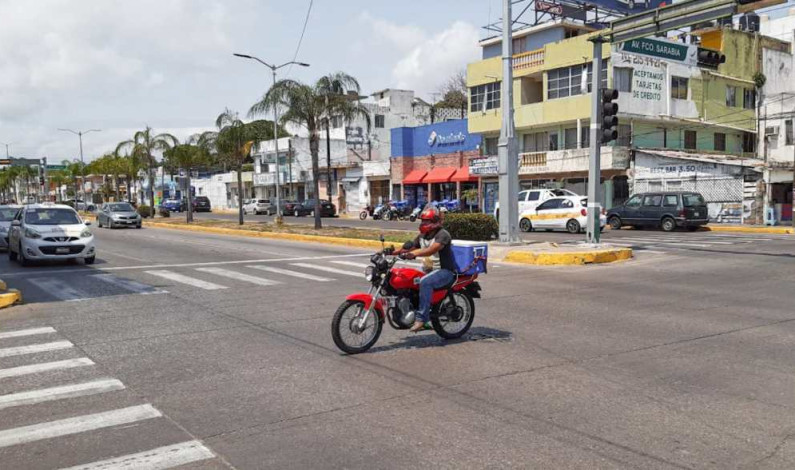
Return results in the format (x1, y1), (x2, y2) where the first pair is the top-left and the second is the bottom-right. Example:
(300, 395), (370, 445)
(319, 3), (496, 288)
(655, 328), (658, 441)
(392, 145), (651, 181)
(760, 8), (795, 224)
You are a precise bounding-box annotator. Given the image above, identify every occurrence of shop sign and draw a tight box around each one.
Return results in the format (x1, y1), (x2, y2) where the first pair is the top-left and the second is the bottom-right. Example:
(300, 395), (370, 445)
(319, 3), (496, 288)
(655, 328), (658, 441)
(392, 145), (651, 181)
(470, 156), (498, 175)
(346, 127), (365, 146)
(253, 173), (272, 187)
(428, 130), (467, 147)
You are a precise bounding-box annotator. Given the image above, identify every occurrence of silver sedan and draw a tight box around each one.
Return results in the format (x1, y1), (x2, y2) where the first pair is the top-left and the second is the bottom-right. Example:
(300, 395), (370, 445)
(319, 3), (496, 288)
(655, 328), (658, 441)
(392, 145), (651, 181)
(97, 202), (142, 229)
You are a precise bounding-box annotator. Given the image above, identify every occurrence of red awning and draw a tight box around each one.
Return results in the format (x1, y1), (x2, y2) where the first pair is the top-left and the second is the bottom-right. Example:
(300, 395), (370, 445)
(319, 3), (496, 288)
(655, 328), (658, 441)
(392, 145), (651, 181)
(451, 166), (477, 183)
(424, 167), (457, 184)
(402, 170), (427, 185)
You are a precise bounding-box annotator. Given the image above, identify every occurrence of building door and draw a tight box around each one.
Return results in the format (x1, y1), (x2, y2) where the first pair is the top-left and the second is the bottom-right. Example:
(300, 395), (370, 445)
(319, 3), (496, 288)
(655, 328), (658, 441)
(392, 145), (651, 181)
(484, 182), (498, 216)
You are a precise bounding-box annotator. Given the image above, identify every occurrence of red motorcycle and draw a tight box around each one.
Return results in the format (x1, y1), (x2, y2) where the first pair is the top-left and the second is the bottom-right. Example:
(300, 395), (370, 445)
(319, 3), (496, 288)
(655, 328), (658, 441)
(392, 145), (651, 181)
(331, 243), (482, 354)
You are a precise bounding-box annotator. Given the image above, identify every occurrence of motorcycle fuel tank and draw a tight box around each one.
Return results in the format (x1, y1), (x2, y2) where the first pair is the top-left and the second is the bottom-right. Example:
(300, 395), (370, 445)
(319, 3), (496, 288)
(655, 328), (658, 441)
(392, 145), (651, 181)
(389, 267), (424, 290)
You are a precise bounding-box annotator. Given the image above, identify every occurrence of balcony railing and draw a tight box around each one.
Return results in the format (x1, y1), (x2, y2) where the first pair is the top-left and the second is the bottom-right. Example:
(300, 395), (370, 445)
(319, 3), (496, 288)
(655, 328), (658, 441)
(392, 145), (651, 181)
(512, 49), (544, 72)
(519, 151), (547, 170)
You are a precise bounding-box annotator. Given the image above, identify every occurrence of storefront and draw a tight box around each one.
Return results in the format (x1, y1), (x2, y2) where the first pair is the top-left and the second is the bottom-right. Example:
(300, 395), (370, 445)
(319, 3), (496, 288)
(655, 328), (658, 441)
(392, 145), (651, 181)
(391, 119), (481, 209)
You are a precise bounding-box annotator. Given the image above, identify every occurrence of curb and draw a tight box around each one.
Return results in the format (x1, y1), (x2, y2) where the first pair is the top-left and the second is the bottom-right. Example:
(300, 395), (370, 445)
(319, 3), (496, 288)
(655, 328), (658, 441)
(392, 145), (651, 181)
(704, 225), (793, 234)
(502, 247), (633, 266)
(144, 222), (386, 250)
(0, 279), (22, 309)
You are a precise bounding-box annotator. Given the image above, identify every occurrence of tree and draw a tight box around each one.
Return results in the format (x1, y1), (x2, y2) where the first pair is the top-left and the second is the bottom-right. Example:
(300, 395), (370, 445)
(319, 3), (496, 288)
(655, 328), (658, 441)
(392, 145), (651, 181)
(115, 127), (177, 210)
(249, 72), (371, 229)
(63, 160), (85, 202)
(163, 139), (213, 223)
(47, 170), (68, 202)
(434, 69), (468, 115)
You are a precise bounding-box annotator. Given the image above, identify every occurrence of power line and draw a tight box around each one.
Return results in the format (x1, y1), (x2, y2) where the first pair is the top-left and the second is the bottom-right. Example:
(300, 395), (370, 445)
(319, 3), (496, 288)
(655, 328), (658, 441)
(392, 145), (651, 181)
(286, 0), (314, 78)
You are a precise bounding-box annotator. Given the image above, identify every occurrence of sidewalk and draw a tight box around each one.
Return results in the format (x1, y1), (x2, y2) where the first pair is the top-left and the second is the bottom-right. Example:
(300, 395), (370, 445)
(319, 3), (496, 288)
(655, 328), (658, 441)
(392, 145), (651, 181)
(703, 224), (793, 234)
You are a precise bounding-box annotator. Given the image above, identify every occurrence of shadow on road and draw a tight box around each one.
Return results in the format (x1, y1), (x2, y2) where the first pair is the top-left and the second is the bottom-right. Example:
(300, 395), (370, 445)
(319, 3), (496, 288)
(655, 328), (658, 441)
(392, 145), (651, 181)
(367, 326), (513, 354)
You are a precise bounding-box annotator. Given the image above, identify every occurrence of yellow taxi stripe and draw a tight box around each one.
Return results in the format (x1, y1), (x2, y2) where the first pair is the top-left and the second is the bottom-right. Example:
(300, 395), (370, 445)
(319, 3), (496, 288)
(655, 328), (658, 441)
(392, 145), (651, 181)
(526, 212), (582, 221)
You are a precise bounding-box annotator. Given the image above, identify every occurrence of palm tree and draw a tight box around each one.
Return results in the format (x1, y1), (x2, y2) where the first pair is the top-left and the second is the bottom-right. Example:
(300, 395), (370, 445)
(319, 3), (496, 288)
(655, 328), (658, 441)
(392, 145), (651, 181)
(249, 72), (371, 229)
(47, 170), (69, 202)
(116, 127), (177, 210)
(163, 138), (214, 223)
(63, 160), (84, 203)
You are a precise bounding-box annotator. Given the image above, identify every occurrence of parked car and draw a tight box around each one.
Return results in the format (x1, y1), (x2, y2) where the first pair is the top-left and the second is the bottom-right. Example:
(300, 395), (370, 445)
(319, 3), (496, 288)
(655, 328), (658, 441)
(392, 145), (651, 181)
(293, 199), (336, 217)
(494, 188), (578, 219)
(519, 196), (605, 234)
(192, 196), (212, 212)
(0, 205), (21, 251)
(97, 202), (141, 229)
(283, 200), (301, 215)
(8, 204), (96, 266)
(64, 199), (96, 212)
(243, 199), (274, 215)
(160, 199), (185, 212)
(607, 192), (709, 232)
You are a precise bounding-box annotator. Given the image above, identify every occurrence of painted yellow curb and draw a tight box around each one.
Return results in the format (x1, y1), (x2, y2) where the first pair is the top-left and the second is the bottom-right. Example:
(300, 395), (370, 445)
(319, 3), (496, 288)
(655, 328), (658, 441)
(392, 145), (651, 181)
(0, 279), (6, 291)
(0, 289), (22, 309)
(503, 247), (633, 266)
(145, 222), (386, 250)
(705, 225), (793, 234)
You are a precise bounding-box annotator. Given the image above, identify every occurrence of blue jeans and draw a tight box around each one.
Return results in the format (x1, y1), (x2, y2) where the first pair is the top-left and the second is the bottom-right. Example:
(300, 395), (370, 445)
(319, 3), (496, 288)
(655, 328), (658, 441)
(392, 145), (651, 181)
(417, 269), (455, 323)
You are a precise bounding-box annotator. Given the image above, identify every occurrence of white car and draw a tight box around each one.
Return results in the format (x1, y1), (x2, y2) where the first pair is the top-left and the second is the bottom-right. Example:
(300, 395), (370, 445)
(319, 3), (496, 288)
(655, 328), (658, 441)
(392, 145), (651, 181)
(494, 188), (579, 218)
(0, 205), (21, 251)
(243, 199), (275, 215)
(8, 204), (96, 266)
(519, 196), (606, 234)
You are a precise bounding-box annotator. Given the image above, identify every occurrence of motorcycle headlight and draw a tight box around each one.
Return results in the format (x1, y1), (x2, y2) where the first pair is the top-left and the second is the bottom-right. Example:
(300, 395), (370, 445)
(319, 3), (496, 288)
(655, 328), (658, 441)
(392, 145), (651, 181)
(80, 229), (93, 238)
(24, 227), (41, 239)
(364, 266), (375, 282)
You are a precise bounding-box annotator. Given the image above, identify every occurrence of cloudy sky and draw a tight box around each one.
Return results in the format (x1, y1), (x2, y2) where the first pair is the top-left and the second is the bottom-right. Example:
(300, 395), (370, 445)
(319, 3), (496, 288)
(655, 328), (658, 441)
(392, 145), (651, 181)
(1, 0), (502, 163)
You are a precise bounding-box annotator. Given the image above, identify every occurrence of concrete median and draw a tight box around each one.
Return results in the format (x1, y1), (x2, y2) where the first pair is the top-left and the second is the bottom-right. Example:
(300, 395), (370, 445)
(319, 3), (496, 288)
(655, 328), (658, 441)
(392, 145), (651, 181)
(493, 243), (633, 266)
(0, 279), (22, 309)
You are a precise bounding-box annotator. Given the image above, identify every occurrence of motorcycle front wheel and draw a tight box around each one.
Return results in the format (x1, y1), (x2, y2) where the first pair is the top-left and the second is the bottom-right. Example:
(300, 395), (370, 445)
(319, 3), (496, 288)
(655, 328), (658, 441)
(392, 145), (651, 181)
(431, 292), (475, 340)
(359, 211), (367, 220)
(331, 300), (383, 354)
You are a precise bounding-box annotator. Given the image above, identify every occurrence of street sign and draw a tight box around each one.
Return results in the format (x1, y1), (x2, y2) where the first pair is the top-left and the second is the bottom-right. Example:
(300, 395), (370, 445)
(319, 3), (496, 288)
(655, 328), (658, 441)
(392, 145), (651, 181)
(620, 37), (696, 64)
(47, 165), (66, 171)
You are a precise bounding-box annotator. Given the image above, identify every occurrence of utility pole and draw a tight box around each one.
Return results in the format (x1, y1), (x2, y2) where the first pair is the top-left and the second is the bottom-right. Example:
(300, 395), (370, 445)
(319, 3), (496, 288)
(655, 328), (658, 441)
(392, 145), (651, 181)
(497, 0), (519, 243)
(586, 38), (605, 244)
(1, 142), (11, 158)
(288, 138), (294, 199)
(326, 119), (333, 205)
(58, 128), (100, 206)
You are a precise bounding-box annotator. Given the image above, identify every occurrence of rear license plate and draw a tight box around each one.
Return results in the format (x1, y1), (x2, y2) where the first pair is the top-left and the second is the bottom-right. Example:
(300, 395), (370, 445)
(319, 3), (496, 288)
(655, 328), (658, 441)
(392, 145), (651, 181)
(694, 212), (700, 217)
(55, 247), (70, 254)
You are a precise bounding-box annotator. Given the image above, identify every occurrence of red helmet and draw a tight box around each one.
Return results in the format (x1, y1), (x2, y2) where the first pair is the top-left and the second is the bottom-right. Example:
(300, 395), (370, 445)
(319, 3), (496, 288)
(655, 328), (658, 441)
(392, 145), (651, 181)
(418, 207), (442, 236)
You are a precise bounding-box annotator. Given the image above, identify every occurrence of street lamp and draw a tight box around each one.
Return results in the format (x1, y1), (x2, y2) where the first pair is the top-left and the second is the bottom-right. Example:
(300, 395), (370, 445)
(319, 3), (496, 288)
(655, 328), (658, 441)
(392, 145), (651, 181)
(58, 128), (101, 206)
(233, 53), (309, 223)
(0, 141), (13, 158)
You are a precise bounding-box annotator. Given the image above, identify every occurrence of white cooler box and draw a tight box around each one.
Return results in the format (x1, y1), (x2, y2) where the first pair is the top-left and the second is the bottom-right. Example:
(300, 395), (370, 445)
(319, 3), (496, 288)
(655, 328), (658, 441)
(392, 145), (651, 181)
(450, 240), (488, 275)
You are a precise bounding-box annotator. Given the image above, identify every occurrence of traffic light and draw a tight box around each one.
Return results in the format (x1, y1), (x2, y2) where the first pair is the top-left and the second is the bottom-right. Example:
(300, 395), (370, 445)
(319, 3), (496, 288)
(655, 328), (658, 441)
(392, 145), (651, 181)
(601, 88), (619, 144)
(39, 176), (45, 186)
(697, 47), (726, 68)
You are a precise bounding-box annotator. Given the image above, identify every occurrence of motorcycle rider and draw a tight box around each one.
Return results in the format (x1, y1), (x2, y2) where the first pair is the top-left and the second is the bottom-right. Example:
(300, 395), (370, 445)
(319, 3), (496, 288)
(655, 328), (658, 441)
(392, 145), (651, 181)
(395, 205), (456, 332)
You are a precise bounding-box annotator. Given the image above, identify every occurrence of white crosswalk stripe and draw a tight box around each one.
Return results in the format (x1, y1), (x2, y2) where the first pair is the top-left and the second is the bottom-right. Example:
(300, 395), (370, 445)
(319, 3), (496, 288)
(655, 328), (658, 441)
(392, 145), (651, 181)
(0, 404), (162, 449)
(290, 263), (362, 277)
(0, 358), (95, 380)
(0, 340), (74, 358)
(60, 440), (215, 470)
(0, 327), (57, 340)
(90, 274), (167, 295)
(247, 265), (333, 282)
(330, 260), (370, 268)
(195, 267), (280, 287)
(145, 270), (227, 290)
(0, 379), (125, 410)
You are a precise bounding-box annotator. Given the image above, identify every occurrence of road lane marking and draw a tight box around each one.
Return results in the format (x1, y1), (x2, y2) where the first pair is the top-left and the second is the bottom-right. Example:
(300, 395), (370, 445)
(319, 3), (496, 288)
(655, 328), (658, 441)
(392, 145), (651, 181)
(0, 327), (57, 340)
(145, 271), (227, 290)
(90, 274), (166, 295)
(195, 267), (280, 287)
(0, 378), (125, 410)
(247, 266), (333, 282)
(0, 341), (74, 358)
(290, 263), (362, 277)
(28, 278), (90, 301)
(1, 253), (373, 278)
(60, 440), (215, 470)
(331, 260), (370, 268)
(0, 404), (162, 449)
(99, 250), (150, 263)
(0, 358), (95, 380)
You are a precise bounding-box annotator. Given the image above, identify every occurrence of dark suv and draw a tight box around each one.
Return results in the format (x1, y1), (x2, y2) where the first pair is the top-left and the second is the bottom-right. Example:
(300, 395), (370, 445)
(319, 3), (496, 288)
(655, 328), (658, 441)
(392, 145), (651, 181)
(607, 192), (708, 232)
(192, 196), (212, 212)
(293, 199), (336, 217)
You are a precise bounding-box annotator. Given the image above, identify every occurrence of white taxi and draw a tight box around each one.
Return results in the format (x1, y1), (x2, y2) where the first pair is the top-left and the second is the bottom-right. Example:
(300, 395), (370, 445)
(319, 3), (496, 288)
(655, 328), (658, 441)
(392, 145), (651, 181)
(519, 196), (606, 234)
(8, 204), (96, 266)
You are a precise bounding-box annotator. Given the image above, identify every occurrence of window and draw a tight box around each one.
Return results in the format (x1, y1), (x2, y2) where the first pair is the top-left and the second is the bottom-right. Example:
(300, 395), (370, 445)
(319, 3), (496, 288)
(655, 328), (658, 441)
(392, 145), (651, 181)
(560, 199), (574, 208)
(24, 208), (80, 225)
(642, 194), (662, 207)
(617, 124), (631, 147)
(548, 132), (559, 151)
(766, 126), (779, 150)
(586, 60), (609, 93)
(663, 195), (679, 207)
(683, 194), (705, 207)
(626, 195), (643, 207)
(523, 132), (547, 152)
(684, 130), (697, 149)
(725, 85), (737, 107)
(374, 115), (385, 128)
(564, 128), (578, 150)
(786, 119), (794, 146)
(547, 62), (609, 100)
(580, 125), (590, 149)
(743, 89), (756, 110)
(671, 76), (688, 100)
(470, 82), (501, 112)
(527, 191), (540, 201)
(743, 132), (756, 153)
(714, 133), (726, 152)
(537, 199), (562, 211)
(517, 191), (528, 202)
(512, 37), (528, 54)
(614, 67), (633, 93)
(484, 137), (498, 155)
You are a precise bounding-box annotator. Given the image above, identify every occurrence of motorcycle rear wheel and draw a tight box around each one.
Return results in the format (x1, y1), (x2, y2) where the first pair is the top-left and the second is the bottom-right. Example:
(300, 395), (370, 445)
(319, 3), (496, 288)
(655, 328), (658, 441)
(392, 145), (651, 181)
(331, 300), (383, 354)
(431, 292), (475, 340)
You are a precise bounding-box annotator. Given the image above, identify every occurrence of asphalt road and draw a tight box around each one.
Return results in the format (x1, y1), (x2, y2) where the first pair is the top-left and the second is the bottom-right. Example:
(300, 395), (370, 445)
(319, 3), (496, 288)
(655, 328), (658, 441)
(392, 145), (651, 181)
(2, 226), (795, 468)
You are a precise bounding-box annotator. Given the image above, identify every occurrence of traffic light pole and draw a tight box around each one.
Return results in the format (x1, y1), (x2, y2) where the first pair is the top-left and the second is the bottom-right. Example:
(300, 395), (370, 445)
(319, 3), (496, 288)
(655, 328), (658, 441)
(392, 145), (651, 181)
(586, 38), (604, 245)
(497, 0), (520, 244)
